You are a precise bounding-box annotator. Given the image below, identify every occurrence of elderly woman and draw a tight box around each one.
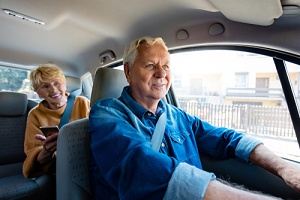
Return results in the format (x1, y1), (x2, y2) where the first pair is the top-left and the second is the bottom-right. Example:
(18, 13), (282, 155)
(23, 64), (90, 178)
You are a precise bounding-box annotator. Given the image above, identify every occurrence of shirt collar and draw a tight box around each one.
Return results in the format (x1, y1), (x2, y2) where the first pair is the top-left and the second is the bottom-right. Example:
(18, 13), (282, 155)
(119, 86), (166, 119)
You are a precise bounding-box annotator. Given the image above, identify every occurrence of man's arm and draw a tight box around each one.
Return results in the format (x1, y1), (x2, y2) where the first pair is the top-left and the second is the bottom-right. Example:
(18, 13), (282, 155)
(249, 144), (300, 192)
(203, 180), (278, 200)
(164, 163), (278, 200)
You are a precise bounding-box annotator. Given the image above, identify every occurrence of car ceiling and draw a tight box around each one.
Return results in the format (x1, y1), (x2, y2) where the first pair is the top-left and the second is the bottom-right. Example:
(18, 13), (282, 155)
(0, 0), (300, 77)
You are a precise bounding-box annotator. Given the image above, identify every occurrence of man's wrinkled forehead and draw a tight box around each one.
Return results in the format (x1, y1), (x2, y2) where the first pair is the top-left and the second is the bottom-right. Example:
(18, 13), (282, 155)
(137, 42), (169, 54)
(137, 43), (170, 62)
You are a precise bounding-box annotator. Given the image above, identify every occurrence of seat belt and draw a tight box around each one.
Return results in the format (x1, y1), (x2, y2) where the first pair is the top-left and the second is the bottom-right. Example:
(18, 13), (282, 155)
(58, 92), (77, 128)
(151, 112), (167, 151)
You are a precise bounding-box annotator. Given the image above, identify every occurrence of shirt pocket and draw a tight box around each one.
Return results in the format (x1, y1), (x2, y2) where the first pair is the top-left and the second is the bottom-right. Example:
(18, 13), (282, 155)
(170, 131), (190, 144)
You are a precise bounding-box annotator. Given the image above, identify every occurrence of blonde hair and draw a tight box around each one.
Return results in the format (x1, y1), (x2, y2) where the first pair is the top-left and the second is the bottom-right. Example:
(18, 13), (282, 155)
(30, 64), (66, 91)
(123, 36), (168, 67)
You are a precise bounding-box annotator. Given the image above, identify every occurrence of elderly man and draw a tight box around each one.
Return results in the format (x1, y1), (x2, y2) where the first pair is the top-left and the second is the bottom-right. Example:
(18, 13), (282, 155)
(89, 36), (300, 199)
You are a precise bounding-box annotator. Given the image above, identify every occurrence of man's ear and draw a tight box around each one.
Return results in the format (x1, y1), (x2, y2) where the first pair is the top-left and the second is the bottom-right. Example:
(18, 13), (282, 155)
(124, 63), (130, 83)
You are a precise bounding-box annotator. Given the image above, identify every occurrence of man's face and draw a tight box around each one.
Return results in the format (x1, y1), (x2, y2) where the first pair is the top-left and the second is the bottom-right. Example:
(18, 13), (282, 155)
(125, 43), (172, 106)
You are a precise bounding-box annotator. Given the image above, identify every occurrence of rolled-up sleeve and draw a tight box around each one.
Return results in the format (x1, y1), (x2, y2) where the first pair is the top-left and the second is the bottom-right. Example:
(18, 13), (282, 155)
(235, 135), (263, 162)
(164, 162), (216, 200)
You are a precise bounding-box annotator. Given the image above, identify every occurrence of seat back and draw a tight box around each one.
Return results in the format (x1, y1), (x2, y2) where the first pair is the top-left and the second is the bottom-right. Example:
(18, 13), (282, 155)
(56, 118), (91, 200)
(0, 92), (28, 175)
(56, 67), (128, 200)
(66, 76), (83, 96)
(0, 92), (57, 200)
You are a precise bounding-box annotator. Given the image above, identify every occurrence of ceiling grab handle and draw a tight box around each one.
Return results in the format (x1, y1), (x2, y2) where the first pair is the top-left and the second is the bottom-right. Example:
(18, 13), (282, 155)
(99, 50), (116, 65)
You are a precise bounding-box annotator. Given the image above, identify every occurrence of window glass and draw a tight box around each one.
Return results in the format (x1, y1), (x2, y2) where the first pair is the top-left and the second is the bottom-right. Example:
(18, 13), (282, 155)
(235, 72), (248, 87)
(0, 65), (39, 99)
(171, 50), (300, 162)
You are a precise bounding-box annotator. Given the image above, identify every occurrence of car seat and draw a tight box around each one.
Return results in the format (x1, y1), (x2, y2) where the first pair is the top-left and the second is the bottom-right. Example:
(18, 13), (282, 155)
(56, 67), (127, 200)
(66, 76), (83, 96)
(0, 91), (55, 200)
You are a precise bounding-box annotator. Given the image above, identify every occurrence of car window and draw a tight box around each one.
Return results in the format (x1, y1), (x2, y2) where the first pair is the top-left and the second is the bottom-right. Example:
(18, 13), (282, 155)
(170, 50), (300, 162)
(0, 65), (39, 99)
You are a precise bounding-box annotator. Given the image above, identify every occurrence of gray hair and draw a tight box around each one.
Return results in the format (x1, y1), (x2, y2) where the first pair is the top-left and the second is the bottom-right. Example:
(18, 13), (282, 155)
(123, 36), (168, 67)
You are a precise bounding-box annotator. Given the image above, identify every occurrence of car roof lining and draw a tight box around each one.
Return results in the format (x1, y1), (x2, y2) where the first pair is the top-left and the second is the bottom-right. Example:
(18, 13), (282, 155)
(0, 0), (300, 76)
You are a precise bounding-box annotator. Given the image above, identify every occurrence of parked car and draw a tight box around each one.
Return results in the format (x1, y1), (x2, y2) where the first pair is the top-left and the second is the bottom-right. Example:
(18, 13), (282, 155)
(1, 0), (300, 199)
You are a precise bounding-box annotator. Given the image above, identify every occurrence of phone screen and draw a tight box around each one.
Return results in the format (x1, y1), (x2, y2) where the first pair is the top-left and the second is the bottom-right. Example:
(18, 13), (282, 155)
(39, 126), (59, 137)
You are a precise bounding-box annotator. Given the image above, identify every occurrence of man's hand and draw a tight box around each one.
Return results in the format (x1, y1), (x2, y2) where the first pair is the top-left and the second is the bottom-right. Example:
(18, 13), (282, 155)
(250, 144), (300, 193)
(279, 163), (300, 192)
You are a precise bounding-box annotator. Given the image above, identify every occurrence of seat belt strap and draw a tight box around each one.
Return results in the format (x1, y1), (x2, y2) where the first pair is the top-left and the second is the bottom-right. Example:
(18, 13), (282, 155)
(151, 112), (167, 151)
(58, 92), (76, 128)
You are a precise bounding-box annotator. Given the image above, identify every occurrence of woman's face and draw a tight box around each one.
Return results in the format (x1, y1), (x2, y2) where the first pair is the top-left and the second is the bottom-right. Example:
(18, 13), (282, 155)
(36, 78), (67, 109)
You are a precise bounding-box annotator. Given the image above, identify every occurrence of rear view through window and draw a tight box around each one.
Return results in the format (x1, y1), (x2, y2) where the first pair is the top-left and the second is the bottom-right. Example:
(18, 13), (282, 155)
(0, 65), (39, 99)
(171, 50), (300, 162)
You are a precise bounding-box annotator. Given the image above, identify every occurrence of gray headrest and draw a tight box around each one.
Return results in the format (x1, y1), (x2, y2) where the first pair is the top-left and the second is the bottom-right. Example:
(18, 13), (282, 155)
(0, 92), (28, 116)
(90, 68), (127, 106)
(66, 76), (82, 93)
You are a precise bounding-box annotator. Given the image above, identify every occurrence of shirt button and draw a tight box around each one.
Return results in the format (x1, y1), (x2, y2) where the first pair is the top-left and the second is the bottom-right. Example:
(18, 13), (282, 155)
(147, 112), (151, 116)
(161, 142), (165, 147)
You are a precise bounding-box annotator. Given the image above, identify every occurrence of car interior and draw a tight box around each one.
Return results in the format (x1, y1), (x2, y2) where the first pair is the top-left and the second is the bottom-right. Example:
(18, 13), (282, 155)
(1, 0), (300, 199)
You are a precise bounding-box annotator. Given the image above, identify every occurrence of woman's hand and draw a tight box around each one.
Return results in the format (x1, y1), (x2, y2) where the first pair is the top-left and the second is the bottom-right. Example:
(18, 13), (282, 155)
(35, 133), (58, 165)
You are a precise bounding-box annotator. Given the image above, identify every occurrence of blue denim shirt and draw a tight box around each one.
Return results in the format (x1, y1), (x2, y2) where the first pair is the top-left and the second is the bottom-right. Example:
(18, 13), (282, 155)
(89, 86), (262, 200)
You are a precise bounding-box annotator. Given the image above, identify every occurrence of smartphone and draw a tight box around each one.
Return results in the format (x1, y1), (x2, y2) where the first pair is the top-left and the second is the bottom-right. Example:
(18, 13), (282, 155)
(39, 126), (59, 137)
